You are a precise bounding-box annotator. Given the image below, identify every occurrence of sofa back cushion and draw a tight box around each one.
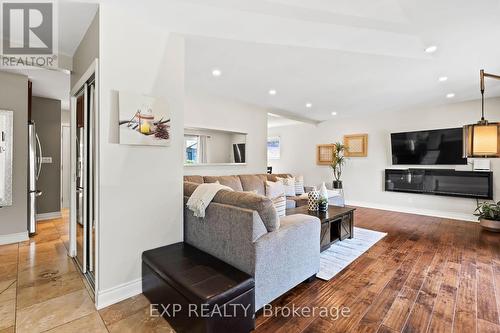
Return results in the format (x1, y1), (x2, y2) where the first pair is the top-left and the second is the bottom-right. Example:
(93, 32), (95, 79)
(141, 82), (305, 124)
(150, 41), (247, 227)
(184, 181), (278, 232)
(184, 175), (204, 184)
(266, 173), (293, 182)
(239, 174), (267, 195)
(203, 175), (244, 192)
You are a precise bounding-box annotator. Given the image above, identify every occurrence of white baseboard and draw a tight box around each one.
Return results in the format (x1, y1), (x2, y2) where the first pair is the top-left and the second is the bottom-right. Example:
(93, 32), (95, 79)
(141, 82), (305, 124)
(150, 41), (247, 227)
(0, 231), (29, 245)
(345, 200), (478, 222)
(36, 211), (62, 221)
(96, 278), (142, 310)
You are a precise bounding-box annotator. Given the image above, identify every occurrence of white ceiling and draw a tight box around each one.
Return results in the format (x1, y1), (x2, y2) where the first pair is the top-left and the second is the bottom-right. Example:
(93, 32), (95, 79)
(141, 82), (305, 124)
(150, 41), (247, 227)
(59, 1), (99, 57)
(183, 0), (500, 121)
(267, 113), (304, 128)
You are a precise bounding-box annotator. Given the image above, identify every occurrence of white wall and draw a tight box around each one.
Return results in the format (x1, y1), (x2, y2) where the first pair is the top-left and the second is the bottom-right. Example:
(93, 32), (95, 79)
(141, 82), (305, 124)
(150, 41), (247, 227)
(97, 4), (184, 307)
(184, 91), (268, 175)
(269, 97), (500, 221)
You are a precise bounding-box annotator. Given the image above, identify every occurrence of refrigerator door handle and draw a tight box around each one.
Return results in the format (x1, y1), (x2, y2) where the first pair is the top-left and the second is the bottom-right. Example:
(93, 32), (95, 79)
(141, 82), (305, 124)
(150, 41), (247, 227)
(35, 133), (42, 180)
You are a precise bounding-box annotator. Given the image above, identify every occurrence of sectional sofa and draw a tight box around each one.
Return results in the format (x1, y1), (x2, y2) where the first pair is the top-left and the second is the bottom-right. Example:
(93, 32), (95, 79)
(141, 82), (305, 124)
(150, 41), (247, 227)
(183, 174), (320, 310)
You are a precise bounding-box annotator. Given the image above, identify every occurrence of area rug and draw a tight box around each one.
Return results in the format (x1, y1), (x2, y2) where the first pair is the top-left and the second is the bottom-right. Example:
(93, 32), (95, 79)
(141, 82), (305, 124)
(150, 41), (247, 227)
(316, 227), (387, 281)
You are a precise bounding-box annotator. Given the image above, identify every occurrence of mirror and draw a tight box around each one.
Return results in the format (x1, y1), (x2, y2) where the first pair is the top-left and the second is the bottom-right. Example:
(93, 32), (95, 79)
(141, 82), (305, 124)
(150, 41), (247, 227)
(0, 110), (13, 207)
(184, 127), (247, 165)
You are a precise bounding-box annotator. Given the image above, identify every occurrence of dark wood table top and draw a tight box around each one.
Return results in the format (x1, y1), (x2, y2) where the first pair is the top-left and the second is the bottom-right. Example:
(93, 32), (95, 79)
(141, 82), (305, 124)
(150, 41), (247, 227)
(286, 205), (356, 224)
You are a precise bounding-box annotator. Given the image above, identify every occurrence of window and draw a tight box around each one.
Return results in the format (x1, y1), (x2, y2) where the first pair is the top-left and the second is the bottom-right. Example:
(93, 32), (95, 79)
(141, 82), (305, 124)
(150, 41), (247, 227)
(267, 136), (280, 160)
(185, 135), (199, 164)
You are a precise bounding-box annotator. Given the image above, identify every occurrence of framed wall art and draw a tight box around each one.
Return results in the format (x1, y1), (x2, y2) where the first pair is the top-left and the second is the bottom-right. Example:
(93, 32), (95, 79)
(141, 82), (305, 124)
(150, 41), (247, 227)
(344, 134), (368, 157)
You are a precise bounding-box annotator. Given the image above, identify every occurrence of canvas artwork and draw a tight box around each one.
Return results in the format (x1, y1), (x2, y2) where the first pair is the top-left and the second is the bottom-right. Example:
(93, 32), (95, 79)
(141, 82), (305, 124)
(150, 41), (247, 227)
(119, 92), (170, 146)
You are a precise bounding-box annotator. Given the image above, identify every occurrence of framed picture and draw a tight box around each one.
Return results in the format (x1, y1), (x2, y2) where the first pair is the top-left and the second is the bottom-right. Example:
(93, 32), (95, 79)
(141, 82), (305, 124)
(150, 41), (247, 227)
(267, 136), (280, 160)
(344, 134), (368, 157)
(316, 144), (335, 165)
(118, 92), (170, 146)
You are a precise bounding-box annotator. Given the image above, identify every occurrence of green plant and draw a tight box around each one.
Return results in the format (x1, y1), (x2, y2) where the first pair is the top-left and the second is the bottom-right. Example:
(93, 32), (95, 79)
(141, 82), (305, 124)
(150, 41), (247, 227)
(317, 197), (328, 205)
(330, 142), (347, 182)
(474, 201), (500, 221)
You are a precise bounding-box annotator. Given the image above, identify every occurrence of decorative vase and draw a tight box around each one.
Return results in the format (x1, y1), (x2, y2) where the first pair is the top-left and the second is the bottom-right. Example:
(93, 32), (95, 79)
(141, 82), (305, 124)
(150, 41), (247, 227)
(318, 202), (327, 212)
(480, 218), (500, 232)
(308, 190), (320, 211)
(332, 180), (343, 189)
(319, 182), (329, 200)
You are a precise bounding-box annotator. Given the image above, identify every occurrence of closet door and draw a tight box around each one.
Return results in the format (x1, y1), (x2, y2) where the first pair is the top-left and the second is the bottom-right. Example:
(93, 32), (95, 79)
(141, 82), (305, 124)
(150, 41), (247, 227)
(75, 86), (88, 273)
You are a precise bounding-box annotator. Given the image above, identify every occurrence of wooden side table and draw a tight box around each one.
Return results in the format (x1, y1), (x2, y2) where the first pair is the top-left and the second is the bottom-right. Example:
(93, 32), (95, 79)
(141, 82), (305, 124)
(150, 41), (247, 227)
(286, 205), (355, 252)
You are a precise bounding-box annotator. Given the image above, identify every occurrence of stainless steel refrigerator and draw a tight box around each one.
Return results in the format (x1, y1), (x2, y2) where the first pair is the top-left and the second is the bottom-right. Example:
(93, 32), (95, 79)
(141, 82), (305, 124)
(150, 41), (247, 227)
(28, 121), (42, 234)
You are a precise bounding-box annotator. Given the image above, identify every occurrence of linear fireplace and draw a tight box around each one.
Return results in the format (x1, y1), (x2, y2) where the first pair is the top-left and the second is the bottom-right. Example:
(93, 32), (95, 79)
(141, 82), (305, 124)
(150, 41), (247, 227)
(385, 169), (493, 200)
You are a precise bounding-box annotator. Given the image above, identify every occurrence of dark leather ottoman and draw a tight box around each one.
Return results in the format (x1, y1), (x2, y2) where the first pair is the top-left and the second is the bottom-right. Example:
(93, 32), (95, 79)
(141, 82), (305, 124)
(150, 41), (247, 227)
(142, 242), (255, 333)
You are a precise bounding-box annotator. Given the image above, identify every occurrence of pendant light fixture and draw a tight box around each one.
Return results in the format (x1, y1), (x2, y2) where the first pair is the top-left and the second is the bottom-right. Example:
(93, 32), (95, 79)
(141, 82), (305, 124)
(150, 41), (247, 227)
(463, 69), (500, 158)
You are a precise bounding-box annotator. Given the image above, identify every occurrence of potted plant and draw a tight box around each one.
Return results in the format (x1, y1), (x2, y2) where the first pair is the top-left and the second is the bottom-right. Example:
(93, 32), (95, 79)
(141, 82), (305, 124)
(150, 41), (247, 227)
(474, 201), (500, 232)
(317, 197), (328, 212)
(330, 142), (347, 189)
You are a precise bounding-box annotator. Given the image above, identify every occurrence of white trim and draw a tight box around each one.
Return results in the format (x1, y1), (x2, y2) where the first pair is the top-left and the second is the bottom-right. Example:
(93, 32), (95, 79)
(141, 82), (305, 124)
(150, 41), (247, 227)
(36, 211), (62, 221)
(345, 200), (478, 222)
(93, 59), (100, 303)
(184, 163), (247, 167)
(60, 124), (71, 210)
(0, 231), (28, 245)
(95, 278), (142, 310)
(71, 59), (98, 95)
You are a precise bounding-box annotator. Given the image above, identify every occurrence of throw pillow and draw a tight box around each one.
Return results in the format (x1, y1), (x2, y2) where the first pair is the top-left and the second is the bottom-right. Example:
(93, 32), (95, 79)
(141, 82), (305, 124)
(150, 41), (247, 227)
(265, 180), (285, 199)
(277, 177), (296, 197)
(294, 175), (305, 195)
(272, 195), (286, 217)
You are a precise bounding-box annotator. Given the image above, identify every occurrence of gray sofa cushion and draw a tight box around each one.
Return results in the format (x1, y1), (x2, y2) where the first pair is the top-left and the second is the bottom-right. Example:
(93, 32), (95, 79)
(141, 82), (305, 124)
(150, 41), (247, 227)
(266, 173), (293, 182)
(184, 181), (279, 232)
(184, 175), (204, 184)
(239, 174), (266, 195)
(204, 175), (244, 192)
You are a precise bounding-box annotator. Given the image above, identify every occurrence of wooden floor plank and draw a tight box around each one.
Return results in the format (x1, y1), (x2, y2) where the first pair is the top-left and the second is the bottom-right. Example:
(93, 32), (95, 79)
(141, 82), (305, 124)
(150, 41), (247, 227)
(427, 261), (460, 333)
(453, 260), (477, 333)
(477, 261), (500, 325)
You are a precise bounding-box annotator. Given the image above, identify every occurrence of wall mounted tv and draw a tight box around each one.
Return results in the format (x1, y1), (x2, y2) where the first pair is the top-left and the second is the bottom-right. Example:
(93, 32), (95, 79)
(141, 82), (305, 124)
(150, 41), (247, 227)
(391, 128), (467, 165)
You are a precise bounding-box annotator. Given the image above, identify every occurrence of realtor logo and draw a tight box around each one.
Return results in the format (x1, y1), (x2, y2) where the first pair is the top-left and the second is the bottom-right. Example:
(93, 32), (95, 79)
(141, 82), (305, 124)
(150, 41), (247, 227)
(1, 1), (57, 67)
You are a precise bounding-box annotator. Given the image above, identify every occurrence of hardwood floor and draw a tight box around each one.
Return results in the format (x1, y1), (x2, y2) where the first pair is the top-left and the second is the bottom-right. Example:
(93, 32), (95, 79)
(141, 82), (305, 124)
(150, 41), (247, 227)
(0, 207), (498, 332)
(255, 207), (500, 333)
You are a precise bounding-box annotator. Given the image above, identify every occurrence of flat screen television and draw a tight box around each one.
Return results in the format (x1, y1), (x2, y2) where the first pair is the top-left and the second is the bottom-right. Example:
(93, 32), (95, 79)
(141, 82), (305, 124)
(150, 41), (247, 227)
(391, 128), (467, 165)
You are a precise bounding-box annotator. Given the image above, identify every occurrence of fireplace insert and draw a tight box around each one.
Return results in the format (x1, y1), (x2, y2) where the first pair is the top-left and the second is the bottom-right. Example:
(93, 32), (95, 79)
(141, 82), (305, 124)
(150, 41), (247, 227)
(385, 169), (493, 199)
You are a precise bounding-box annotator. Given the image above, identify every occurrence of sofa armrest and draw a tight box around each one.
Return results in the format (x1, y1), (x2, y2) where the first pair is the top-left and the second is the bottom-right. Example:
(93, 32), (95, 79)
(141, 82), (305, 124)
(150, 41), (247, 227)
(253, 214), (320, 308)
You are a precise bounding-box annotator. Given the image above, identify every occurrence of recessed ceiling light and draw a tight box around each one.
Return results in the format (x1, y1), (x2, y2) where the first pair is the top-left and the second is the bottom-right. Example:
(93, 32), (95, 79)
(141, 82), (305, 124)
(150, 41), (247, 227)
(425, 45), (438, 53)
(212, 69), (221, 77)
(446, 93), (455, 98)
(331, 112), (337, 116)
(305, 103), (312, 108)
(438, 76), (448, 82)
(268, 89), (277, 96)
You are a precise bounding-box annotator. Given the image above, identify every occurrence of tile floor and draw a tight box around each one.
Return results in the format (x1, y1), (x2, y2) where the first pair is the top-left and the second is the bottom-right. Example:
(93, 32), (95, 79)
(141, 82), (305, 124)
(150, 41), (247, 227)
(0, 212), (174, 333)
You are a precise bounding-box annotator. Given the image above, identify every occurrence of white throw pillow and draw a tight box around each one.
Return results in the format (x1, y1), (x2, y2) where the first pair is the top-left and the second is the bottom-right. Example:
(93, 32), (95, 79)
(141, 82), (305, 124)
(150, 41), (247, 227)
(277, 177), (296, 197)
(294, 175), (304, 195)
(272, 195), (286, 217)
(265, 180), (285, 199)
